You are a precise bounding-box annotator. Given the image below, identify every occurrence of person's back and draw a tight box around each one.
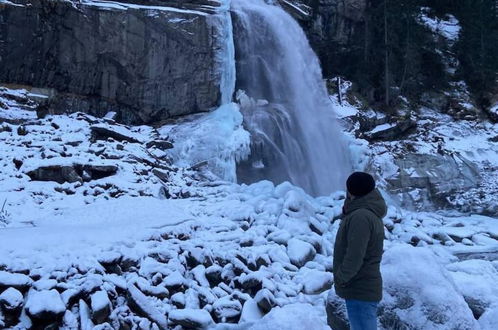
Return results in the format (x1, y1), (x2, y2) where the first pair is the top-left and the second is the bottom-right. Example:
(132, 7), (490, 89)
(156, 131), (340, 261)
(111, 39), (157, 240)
(331, 172), (387, 330)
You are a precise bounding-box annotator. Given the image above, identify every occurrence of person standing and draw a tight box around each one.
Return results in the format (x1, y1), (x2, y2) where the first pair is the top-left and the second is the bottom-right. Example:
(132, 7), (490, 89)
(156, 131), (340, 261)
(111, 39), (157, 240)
(331, 172), (387, 330)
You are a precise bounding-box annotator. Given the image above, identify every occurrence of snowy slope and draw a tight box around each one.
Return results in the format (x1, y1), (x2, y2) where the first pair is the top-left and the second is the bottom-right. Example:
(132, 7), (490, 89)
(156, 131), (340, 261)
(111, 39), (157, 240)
(0, 87), (497, 329)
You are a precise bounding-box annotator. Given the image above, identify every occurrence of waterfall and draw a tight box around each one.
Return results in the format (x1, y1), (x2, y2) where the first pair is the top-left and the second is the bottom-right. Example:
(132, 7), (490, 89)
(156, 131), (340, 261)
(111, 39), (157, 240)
(231, 0), (352, 196)
(217, 0), (237, 105)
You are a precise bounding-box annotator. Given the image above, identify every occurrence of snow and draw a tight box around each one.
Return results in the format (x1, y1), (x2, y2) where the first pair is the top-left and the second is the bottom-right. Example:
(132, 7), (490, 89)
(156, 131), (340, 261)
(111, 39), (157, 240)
(169, 308), (213, 326)
(247, 303), (329, 330)
(25, 289), (65, 316)
(0, 271), (33, 287)
(419, 8), (461, 43)
(287, 238), (316, 267)
(0, 287), (23, 308)
(382, 245), (478, 329)
(81, 0), (209, 16)
(0, 86), (498, 328)
(91, 291), (111, 313)
(370, 123), (395, 134)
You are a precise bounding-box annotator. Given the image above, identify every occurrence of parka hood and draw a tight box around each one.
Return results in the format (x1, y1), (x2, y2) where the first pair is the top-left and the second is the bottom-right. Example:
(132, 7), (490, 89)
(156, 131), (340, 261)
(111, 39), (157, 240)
(343, 189), (387, 218)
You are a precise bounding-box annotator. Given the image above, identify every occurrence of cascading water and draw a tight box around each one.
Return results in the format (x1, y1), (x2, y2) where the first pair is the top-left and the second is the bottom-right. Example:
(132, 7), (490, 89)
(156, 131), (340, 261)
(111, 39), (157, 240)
(231, 0), (352, 196)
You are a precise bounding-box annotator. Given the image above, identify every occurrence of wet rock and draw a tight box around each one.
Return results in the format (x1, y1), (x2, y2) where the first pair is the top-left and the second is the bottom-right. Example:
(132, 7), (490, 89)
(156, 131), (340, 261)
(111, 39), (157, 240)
(169, 308), (214, 329)
(17, 126), (28, 136)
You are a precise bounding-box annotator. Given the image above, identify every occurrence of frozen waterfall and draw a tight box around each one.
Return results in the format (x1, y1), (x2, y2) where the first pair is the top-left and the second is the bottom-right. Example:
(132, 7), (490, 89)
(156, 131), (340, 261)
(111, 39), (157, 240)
(232, 0), (352, 196)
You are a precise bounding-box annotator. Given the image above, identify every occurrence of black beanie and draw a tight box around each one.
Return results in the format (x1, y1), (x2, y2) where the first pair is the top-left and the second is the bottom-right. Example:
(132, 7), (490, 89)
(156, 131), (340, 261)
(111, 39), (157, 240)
(346, 172), (376, 197)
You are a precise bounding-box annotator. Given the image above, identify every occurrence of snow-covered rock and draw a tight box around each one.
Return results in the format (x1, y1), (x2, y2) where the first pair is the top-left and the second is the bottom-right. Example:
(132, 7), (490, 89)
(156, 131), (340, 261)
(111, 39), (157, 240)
(287, 238), (316, 267)
(169, 308), (214, 328)
(380, 245), (478, 329)
(248, 303), (329, 330)
(90, 290), (111, 324)
(25, 289), (66, 323)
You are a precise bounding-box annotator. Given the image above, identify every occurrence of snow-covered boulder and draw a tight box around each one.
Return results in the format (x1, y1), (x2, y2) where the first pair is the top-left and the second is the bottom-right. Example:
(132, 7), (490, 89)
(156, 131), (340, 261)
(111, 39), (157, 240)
(90, 290), (111, 324)
(380, 245), (478, 329)
(169, 308), (214, 329)
(287, 238), (316, 267)
(248, 303), (329, 330)
(127, 283), (168, 329)
(25, 289), (66, 323)
(447, 259), (498, 319)
(0, 271), (33, 292)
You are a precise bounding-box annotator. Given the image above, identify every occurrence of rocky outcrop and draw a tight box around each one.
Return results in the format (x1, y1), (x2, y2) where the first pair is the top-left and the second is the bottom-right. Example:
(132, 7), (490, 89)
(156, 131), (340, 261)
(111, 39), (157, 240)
(386, 153), (481, 210)
(284, 0), (367, 77)
(0, 0), (230, 124)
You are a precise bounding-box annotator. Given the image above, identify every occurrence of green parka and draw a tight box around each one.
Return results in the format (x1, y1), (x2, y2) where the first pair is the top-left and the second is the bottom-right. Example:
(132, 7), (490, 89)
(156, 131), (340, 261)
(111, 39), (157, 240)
(333, 189), (387, 302)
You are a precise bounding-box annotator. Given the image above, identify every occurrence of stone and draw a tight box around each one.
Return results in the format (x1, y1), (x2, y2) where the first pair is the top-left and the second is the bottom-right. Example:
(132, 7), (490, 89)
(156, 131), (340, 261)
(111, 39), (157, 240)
(0, 287), (24, 326)
(169, 308), (214, 329)
(365, 118), (416, 141)
(25, 289), (66, 324)
(146, 140), (174, 150)
(27, 165), (82, 184)
(287, 238), (316, 267)
(0, 271), (33, 292)
(386, 153), (481, 210)
(325, 291), (349, 330)
(127, 283), (168, 329)
(303, 270), (333, 294)
(254, 289), (276, 314)
(90, 290), (111, 324)
(90, 124), (141, 144)
(205, 265), (223, 287)
(0, 0), (229, 124)
(212, 295), (242, 323)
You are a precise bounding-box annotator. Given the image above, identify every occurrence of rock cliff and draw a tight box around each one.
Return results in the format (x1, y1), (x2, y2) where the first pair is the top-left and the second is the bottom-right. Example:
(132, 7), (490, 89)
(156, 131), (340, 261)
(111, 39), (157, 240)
(0, 0), (230, 124)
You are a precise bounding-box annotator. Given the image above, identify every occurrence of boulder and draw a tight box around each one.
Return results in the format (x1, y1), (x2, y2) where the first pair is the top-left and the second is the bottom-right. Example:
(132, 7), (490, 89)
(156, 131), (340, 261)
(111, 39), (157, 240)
(25, 289), (66, 324)
(90, 290), (111, 324)
(287, 238), (316, 267)
(386, 153), (481, 210)
(0, 271), (33, 292)
(0, 0), (230, 124)
(212, 295), (242, 323)
(254, 289), (276, 314)
(0, 287), (24, 326)
(169, 308), (214, 329)
(90, 124), (141, 144)
(127, 283), (168, 329)
(325, 291), (349, 330)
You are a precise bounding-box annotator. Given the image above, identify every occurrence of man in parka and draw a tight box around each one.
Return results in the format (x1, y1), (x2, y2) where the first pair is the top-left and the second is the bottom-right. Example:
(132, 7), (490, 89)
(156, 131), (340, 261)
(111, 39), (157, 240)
(331, 172), (387, 330)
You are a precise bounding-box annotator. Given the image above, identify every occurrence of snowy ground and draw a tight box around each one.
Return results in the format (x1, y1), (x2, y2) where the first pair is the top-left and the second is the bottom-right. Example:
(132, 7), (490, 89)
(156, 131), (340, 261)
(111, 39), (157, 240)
(0, 87), (498, 329)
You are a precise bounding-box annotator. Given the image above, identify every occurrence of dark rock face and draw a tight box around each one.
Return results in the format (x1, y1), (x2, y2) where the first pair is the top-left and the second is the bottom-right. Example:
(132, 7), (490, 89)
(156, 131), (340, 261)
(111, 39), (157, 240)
(0, 0), (228, 124)
(286, 0), (367, 77)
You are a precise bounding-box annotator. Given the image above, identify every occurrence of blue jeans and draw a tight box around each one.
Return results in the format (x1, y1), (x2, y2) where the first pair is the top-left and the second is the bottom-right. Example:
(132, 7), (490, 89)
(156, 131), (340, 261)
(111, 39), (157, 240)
(345, 299), (378, 330)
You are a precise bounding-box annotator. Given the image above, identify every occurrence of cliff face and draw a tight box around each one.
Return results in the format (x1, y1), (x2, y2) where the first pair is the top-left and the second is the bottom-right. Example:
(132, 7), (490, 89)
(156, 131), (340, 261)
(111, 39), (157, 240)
(0, 0), (229, 124)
